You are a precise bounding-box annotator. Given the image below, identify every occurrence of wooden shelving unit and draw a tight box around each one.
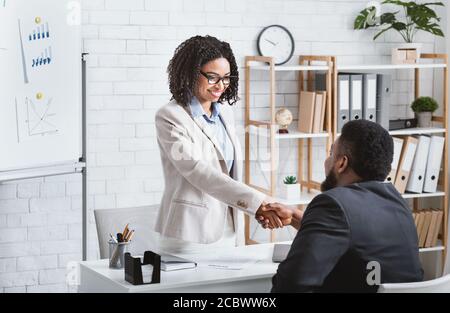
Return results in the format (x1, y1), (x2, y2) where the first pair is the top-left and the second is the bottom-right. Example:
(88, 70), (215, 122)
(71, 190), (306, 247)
(244, 55), (334, 244)
(332, 54), (448, 260)
(244, 53), (448, 261)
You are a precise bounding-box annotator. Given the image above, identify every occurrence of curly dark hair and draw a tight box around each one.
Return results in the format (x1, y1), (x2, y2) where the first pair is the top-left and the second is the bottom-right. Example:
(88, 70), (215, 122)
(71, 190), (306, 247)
(167, 35), (239, 106)
(338, 120), (393, 181)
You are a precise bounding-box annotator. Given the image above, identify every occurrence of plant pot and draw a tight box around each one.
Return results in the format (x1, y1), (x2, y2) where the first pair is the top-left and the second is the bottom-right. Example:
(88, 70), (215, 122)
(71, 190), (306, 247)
(282, 183), (300, 200)
(416, 111), (433, 128)
(392, 43), (422, 64)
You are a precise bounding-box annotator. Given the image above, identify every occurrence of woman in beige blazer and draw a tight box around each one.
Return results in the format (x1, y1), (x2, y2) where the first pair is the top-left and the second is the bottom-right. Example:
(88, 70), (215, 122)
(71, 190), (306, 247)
(155, 36), (289, 254)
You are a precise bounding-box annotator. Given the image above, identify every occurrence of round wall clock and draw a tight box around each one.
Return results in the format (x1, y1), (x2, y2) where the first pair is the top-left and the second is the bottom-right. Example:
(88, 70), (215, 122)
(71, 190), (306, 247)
(257, 25), (295, 65)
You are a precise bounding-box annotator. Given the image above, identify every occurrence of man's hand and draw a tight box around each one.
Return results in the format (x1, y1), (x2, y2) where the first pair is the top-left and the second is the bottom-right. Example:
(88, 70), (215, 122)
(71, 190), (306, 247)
(255, 202), (283, 229)
(257, 203), (303, 230)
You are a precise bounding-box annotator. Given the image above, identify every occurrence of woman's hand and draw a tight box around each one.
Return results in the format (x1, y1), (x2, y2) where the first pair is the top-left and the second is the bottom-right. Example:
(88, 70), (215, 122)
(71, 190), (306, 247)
(255, 203), (283, 229)
(256, 203), (302, 230)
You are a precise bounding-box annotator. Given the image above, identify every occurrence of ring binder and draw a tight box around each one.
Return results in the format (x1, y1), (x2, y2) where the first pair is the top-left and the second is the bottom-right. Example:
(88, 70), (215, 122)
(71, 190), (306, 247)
(124, 251), (161, 285)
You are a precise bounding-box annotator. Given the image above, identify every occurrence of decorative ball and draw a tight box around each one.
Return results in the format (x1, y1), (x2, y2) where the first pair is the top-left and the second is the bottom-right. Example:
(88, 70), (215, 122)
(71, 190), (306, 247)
(275, 108), (293, 133)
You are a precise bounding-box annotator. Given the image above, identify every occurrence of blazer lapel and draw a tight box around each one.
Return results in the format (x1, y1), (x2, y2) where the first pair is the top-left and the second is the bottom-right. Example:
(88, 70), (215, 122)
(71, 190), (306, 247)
(219, 109), (242, 181)
(192, 115), (228, 173)
(219, 111), (237, 157)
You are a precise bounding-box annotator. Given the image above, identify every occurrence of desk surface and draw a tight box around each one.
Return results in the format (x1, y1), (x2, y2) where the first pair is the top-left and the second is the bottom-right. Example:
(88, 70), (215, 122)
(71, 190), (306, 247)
(78, 242), (285, 293)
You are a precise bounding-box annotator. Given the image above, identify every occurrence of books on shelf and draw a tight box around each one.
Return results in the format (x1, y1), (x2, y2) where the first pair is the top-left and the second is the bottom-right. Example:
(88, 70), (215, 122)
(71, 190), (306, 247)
(387, 135), (444, 194)
(298, 90), (326, 133)
(298, 91), (315, 133)
(412, 209), (443, 248)
(312, 91), (326, 133)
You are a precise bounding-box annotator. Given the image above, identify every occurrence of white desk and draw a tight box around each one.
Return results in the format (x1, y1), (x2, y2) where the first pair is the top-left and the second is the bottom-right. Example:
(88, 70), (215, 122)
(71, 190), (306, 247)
(78, 242), (281, 293)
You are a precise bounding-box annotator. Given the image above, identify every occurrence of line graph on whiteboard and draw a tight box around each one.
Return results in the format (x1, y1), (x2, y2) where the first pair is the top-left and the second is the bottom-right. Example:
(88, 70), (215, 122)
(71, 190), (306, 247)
(15, 94), (59, 142)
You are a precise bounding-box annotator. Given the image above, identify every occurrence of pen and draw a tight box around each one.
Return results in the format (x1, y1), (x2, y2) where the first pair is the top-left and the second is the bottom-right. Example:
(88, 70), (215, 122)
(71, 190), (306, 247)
(109, 233), (118, 243)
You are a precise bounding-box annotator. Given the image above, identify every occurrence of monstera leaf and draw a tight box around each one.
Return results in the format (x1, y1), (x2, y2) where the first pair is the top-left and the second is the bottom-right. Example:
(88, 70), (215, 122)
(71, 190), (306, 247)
(354, 0), (444, 42)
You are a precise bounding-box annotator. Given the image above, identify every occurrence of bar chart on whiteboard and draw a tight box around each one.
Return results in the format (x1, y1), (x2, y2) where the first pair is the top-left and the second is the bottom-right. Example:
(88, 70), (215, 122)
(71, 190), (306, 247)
(0, 0), (82, 172)
(17, 16), (54, 84)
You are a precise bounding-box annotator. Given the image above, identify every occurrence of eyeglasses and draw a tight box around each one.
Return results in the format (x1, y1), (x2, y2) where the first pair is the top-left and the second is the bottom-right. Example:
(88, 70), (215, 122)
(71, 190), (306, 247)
(200, 71), (236, 85)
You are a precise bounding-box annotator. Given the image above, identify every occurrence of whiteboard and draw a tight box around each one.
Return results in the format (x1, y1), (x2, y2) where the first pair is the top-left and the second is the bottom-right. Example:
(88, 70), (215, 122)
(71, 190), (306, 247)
(0, 0), (82, 172)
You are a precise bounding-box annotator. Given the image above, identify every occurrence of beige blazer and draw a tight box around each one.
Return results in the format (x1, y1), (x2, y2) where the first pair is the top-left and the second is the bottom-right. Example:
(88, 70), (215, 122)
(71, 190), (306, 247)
(154, 100), (267, 245)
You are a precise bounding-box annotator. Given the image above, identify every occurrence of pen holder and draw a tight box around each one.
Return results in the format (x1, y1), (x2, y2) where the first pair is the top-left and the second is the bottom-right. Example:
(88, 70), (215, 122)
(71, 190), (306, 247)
(108, 240), (130, 269)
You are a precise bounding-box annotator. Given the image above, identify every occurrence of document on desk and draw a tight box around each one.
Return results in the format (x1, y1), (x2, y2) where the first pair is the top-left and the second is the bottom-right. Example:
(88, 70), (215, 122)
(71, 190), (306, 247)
(199, 255), (263, 270)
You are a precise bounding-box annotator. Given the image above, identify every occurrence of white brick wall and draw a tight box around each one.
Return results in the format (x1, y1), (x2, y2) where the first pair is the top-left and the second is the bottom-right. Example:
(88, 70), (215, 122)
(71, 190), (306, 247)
(0, 0), (445, 292)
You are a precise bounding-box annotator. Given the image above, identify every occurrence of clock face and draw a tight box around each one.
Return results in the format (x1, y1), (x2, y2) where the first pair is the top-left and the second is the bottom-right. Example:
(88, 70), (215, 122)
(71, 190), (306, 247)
(257, 25), (295, 65)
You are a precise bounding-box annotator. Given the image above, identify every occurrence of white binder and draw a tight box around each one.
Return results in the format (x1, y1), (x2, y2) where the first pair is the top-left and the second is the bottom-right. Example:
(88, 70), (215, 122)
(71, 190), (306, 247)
(406, 136), (431, 193)
(350, 74), (363, 121)
(386, 137), (404, 183)
(376, 74), (391, 130)
(423, 136), (445, 193)
(394, 136), (418, 194)
(363, 74), (377, 123)
(337, 75), (350, 132)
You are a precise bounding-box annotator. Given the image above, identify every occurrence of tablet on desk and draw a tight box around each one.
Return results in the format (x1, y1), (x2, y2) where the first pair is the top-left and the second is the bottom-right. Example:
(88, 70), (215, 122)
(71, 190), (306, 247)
(272, 244), (291, 263)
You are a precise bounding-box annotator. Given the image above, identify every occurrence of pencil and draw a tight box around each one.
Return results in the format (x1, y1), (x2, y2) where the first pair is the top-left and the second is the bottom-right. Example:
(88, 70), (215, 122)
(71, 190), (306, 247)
(126, 230), (135, 242)
(122, 223), (129, 238)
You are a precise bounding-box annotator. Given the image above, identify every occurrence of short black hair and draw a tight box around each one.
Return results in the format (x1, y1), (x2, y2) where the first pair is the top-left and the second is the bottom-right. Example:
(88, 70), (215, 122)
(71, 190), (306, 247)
(167, 35), (239, 106)
(338, 120), (393, 181)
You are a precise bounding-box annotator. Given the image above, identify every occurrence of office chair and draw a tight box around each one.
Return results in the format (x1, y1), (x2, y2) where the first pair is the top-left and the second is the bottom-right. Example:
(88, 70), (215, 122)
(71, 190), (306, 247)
(94, 205), (160, 259)
(378, 274), (450, 293)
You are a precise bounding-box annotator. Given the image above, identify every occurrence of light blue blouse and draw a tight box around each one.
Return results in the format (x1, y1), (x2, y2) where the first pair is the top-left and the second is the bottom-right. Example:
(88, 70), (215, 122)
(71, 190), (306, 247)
(190, 97), (235, 174)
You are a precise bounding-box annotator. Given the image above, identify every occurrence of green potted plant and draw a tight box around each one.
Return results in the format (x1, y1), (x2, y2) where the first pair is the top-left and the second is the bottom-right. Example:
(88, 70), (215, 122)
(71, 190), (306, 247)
(282, 175), (300, 200)
(411, 96), (439, 127)
(354, 1), (444, 61)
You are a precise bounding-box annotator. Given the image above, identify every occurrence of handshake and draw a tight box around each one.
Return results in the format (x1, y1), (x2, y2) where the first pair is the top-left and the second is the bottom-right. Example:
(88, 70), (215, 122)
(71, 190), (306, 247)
(255, 202), (302, 230)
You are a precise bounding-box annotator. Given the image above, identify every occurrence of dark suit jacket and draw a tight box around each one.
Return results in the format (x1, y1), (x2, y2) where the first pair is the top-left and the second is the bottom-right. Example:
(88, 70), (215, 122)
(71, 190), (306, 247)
(272, 181), (423, 293)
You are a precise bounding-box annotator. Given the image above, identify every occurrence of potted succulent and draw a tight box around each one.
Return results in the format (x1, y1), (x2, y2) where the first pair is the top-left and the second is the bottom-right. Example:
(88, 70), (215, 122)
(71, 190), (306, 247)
(354, 1), (445, 62)
(411, 96), (439, 127)
(282, 175), (300, 200)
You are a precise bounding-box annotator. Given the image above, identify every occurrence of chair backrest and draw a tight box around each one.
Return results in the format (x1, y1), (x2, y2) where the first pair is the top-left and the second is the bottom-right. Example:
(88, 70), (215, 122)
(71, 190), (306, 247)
(94, 205), (160, 259)
(378, 274), (450, 293)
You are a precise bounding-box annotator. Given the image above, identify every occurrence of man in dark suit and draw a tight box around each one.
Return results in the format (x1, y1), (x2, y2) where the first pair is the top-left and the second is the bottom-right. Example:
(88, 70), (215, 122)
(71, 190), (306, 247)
(261, 120), (423, 292)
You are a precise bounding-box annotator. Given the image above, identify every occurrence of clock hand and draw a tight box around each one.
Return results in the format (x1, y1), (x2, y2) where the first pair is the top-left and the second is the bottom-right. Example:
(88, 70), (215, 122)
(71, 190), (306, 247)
(265, 38), (277, 46)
